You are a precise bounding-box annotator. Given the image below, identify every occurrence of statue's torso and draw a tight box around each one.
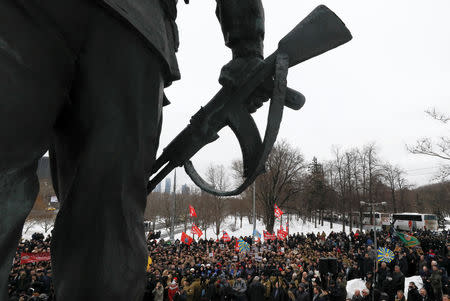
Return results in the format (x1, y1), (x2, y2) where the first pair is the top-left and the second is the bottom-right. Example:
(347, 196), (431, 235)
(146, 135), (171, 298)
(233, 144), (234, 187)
(102, 0), (180, 82)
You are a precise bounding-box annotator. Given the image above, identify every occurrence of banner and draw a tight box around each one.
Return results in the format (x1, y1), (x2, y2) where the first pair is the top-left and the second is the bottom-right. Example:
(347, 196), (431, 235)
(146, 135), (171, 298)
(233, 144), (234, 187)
(191, 223), (203, 238)
(222, 231), (231, 242)
(147, 256), (152, 272)
(189, 205), (197, 218)
(20, 252), (51, 264)
(238, 239), (250, 253)
(274, 204), (283, 218)
(181, 232), (193, 245)
(396, 231), (420, 247)
(263, 231), (276, 241)
(277, 229), (288, 240)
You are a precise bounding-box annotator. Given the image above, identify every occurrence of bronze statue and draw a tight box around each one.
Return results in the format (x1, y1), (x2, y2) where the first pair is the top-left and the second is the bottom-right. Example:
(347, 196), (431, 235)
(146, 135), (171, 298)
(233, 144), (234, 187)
(0, 0), (351, 299)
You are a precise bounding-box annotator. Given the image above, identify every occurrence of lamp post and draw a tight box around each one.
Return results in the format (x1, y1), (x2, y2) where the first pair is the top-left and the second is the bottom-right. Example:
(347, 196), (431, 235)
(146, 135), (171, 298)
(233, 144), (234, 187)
(360, 200), (386, 301)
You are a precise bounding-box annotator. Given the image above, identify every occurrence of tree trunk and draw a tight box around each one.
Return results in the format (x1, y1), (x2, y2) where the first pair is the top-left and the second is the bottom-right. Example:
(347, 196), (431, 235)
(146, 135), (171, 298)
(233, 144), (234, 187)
(349, 211), (353, 232)
(330, 210), (333, 229)
(240, 215), (243, 229)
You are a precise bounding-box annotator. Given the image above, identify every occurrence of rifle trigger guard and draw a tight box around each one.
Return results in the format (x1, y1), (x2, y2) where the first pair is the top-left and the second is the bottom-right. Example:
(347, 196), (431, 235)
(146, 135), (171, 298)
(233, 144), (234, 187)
(184, 53), (290, 196)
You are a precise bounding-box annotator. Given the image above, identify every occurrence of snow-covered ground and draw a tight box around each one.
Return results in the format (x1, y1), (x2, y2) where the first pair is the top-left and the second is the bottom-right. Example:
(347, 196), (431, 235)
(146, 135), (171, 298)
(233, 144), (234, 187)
(21, 215), (356, 241)
(172, 215), (357, 241)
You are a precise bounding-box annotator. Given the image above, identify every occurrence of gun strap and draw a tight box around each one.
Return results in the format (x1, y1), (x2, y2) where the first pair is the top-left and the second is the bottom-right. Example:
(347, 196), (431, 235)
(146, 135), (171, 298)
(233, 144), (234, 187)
(184, 52), (289, 196)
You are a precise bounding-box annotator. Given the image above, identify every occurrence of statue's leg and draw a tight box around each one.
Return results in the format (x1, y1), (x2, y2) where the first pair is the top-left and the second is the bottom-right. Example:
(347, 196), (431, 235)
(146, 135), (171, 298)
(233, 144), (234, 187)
(51, 6), (164, 301)
(0, 1), (73, 299)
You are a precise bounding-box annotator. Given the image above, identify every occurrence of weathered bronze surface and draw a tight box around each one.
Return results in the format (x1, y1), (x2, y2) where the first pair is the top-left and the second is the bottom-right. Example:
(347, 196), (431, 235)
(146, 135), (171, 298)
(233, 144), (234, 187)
(0, 1), (350, 299)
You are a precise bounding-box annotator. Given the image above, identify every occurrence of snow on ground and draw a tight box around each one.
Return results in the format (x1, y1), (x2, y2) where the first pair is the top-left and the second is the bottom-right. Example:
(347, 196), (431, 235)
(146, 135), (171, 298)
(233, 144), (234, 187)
(346, 276), (423, 298)
(172, 215), (358, 241)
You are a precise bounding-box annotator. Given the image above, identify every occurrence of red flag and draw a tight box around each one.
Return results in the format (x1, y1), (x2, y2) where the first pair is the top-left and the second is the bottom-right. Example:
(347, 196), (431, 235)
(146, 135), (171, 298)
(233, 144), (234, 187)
(277, 229), (288, 240)
(181, 232), (193, 245)
(235, 239), (239, 252)
(189, 205), (197, 218)
(20, 252), (51, 264)
(286, 220), (289, 235)
(191, 223), (203, 238)
(222, 231), (231, 242)
(263, 231), (276, 241)
(274, 204), (283, 218)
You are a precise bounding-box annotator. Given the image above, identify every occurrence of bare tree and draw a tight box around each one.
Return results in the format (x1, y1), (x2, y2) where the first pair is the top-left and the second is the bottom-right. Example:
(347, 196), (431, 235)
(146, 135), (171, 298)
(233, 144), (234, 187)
(255, 141), (305, 232)
(381, 163), (408, 213)
(407, 108), (450, 181)
(205, 164), (230, 238)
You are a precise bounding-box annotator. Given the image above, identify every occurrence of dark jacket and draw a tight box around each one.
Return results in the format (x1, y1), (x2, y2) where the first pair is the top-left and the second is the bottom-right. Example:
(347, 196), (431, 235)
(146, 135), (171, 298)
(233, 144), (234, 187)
(248, 280), (265, 301)
(407, 288), (421, 301)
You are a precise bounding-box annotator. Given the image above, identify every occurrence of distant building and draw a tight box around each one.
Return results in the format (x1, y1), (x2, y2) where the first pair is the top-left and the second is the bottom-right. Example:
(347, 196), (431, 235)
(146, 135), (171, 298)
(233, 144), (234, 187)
(181, 184), (190, 194)
(164, 178), (172, 194)
(153, 182), (162, 193)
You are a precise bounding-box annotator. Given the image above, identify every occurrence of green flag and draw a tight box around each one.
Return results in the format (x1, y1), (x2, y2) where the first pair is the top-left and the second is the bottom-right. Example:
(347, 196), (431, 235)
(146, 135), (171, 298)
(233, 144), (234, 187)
(396, 232), (420, 247)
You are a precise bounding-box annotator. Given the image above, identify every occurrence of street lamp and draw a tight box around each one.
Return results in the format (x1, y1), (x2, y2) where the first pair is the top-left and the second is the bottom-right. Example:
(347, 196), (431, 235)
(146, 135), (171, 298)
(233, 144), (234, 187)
(360, 200), (386, 301)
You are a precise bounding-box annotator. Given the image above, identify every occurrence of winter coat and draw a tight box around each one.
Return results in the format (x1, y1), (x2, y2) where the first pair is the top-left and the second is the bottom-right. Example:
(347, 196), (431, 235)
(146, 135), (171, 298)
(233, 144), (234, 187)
(153, 285), (164, 301)
(248, 280), (265, 301)
(407, 288), (421, 301)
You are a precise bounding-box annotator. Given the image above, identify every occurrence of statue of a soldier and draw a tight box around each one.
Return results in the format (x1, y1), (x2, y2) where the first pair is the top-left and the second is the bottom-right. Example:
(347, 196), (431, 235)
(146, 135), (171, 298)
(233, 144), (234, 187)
(0, 0), (264, 299)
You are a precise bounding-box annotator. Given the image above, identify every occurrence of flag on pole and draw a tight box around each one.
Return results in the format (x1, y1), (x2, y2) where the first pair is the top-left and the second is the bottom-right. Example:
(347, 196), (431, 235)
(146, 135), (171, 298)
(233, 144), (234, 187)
(396, 231), (420, 247)
(146, 256), (153, 272)
(377, 247), (395, 263)
(263, 231), (276, 241)
(274, 204), (283, 218)
(277, 229), (288, 240)
(238, 238), (250, 253)
(191, 223), (203, 238)
(181, 232), (193, 245)
(189, 205), (197, 218)
(253, 229), (261, 242)
(286, 220), (289, 235)
(222, 231), (231, 242)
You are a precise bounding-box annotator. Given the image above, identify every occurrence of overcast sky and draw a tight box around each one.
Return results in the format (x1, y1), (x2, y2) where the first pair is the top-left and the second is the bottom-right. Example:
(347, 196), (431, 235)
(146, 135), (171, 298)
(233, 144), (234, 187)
(157, 0), (450, 190)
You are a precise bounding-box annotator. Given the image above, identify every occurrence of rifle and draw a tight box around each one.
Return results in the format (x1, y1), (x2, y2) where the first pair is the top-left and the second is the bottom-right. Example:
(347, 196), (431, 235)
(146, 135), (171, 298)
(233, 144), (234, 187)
(148, 5), (352, 196)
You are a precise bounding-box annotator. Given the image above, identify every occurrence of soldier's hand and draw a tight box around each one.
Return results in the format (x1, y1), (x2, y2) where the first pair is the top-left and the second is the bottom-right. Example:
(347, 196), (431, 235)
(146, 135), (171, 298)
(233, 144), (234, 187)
(219, 56), (269, 113)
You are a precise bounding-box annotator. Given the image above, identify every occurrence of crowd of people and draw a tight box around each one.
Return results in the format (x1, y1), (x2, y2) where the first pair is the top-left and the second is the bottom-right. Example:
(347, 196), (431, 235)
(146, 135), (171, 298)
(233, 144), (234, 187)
(8, 228), (450, 301)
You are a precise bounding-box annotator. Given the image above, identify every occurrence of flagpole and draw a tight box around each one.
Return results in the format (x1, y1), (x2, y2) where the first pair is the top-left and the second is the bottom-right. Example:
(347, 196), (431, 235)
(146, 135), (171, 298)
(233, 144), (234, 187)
(170, 169), (177, 242)
(252, 181), (256, 238)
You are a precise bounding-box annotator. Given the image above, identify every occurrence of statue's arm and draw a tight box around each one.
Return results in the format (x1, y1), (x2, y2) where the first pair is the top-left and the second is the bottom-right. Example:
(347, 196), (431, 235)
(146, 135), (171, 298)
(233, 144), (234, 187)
(215, 0), (265, 59)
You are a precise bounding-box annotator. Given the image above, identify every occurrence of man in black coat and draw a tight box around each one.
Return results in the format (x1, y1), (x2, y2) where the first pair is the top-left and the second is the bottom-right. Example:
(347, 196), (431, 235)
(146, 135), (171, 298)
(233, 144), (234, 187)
(0, 0), (264, 300)
(248, 276), (265, 301)
(392, 266), (405, 296)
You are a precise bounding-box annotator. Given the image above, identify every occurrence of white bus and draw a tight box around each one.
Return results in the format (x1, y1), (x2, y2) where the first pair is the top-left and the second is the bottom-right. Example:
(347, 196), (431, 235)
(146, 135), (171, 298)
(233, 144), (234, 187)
(361, 212), (392, 229)
(392, 213), (438, 231)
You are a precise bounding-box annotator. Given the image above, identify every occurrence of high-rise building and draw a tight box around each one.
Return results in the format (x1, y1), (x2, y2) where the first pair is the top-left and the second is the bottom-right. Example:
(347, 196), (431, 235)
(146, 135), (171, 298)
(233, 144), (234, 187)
(153, 182), (162, 193)
(181, 184), (190, 194)
(164, 178), (172, 194)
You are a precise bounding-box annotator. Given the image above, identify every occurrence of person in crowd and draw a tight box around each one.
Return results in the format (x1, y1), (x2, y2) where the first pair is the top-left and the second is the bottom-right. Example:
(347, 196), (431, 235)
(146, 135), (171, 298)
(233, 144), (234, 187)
(419, 287), (430, 301)
(351, 289), (362, 301)
(394, 290), (405, 301)
(8, 229), (449, 301)
(407, 282), (420, 301)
